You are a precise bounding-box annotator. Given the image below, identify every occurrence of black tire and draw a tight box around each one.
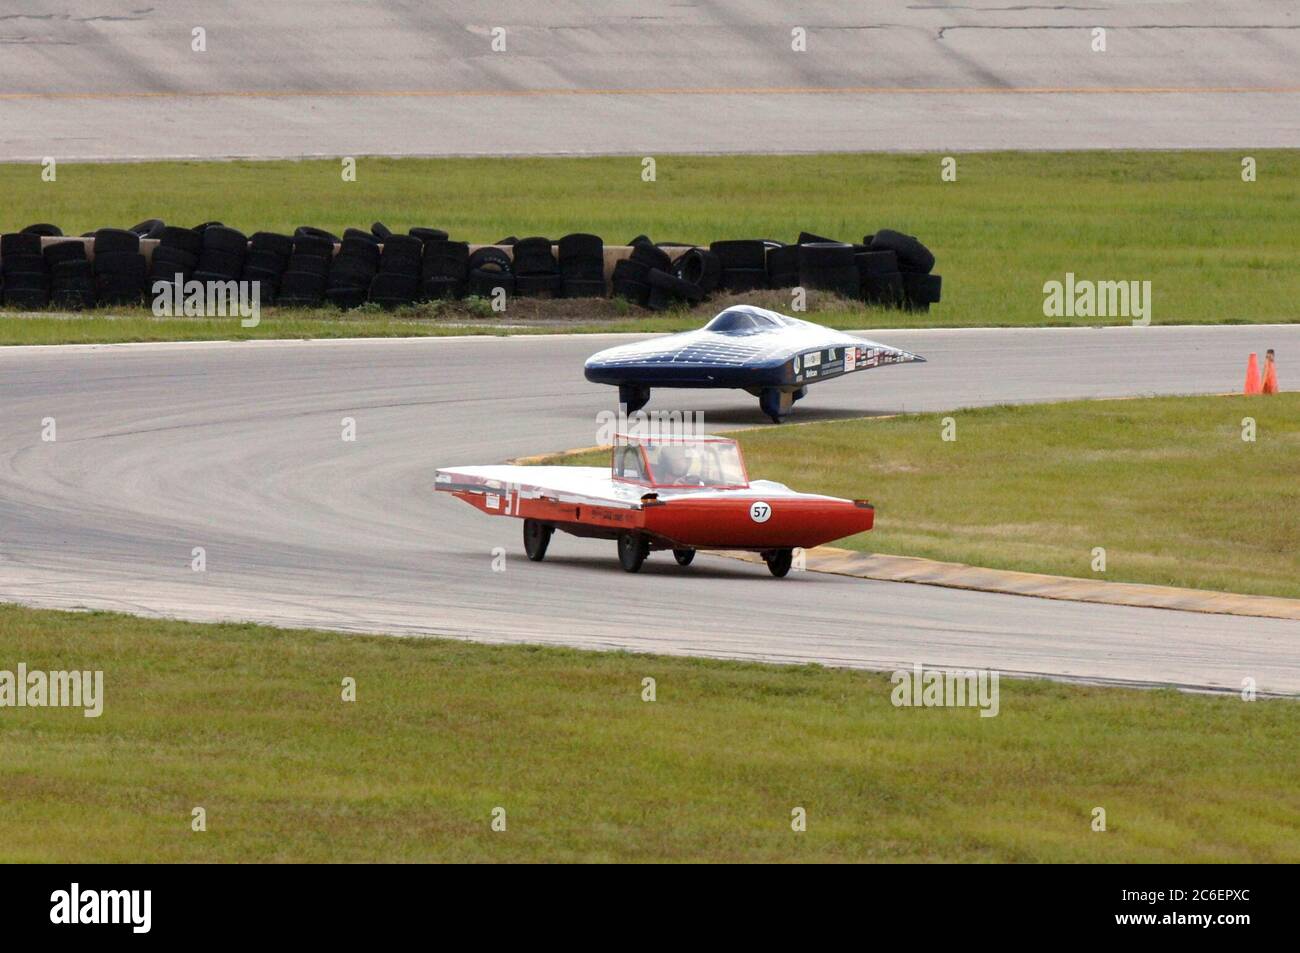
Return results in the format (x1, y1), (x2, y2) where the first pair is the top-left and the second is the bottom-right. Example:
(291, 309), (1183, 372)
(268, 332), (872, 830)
(295, 226), (340, 245)
(201, 225), (248, 256)
(798, 231), (840, 245)
(249, 231), (294, 259)
(368, 272), (419, 301)
(379, 237), (422, 277)
(799, 264), (860, 298)
(523, 519), (553, 561)
(328, 258), (377, 288)
(1, 232), (43, 257)
(3, 271), (50, 291)
(495, 236), (518, 246)
(612, 277), (651, 306)
(339, 236), (381, 268)
(559, 256), (605, 281)
(765, 245), (800, 280)
(370, 222), (393, 241)
(561, 278), (606, 298)
(709, 239), (766, 271)
(511, 237), (556, 275)
(767, 271), (799, 289)
(3, 287), (49, 309)
(325, 286), (370, 310)
(197, 248), (244, 279)
(408, 226), (449, 242)
(422, 276), (465, 300)
(192, 221), (224, 233)
(244, 249), (288, 274)
(158, 226), (204, 255)
(718, 268), (767, 292)
(855, 250), (899, 277)
(863, 272), (905, 306)
(466, 270), (513, 297)
(2, 254), (46, 274)
(558, 233), (602, 261)
(50, 288), (95, 309)
(673, 548), (695, 566)
(291, 234), (335, 258)
(21, 222), (63, 237)
(92, 228), (140, 255)
(799, 242), (855, 269)
(467, 246), (512, 274)
(647, 267), (704, 302)
(628, 243), (671, 271)
(422, 240), (470, 279)
(899, 271), (941, 308)
(93, 251), (147, 279)
(278, 270), (328, 300)
(51, 259), (92, 283)
(671, 248), (721, 293)
(869, 229), (935, 274)
(764, 548), (794, 578)
(287, 253), (331, 277)
(617, 533), (650, 572)
(514, 273), (562, 297)
(152, 244), (199, 269)
(128, 219), (166, 239)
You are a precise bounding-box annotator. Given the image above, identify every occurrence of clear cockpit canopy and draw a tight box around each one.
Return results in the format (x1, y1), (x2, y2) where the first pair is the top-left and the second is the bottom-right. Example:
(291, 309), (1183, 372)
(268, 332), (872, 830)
(611, 434), (749, 488)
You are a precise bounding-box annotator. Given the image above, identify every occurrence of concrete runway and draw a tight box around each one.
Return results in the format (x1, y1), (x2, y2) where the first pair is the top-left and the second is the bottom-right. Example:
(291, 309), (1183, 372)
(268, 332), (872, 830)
(1, 324), (1296, 694)
(1, 1), (1297, 159)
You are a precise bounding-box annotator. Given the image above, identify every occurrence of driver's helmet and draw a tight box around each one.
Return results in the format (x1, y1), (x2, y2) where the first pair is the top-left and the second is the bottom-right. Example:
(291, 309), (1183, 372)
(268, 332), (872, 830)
(659, 445), (697, 482)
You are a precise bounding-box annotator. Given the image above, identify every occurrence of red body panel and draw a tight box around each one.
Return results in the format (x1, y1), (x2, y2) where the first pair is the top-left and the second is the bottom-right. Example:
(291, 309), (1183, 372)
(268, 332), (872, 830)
(642, 496), (873, 549)
(451, 488), (872, 550)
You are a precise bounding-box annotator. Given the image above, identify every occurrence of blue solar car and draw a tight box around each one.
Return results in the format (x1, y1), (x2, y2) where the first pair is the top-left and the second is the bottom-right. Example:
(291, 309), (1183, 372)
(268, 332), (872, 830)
(584, 305), (925, 422)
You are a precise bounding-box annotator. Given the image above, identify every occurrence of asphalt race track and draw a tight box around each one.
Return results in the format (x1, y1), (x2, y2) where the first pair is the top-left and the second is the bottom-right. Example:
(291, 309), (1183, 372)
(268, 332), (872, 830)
(1, 324), (1296, 695)
(1, 1), (1297, 159)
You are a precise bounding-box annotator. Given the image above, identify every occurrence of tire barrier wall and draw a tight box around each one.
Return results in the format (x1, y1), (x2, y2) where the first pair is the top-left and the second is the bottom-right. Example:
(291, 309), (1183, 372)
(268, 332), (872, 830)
(0, 222), (941, 313)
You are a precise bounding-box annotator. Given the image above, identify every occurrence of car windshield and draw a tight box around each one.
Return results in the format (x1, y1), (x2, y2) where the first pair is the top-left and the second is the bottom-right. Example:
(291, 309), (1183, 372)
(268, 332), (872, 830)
(640, 440), (747, 487)
(705, 309), (793, 333)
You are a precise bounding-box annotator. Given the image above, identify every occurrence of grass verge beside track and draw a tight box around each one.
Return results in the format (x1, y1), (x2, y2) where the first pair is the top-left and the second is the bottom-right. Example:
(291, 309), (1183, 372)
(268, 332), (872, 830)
(0, 604), (1295, 863)
(1, 150), (1295, 343)
(546, 394), (1300, 599)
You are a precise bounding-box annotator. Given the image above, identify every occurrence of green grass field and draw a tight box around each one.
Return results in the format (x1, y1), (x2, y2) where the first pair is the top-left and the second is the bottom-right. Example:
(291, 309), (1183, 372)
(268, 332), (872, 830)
(1, 604), (1294, 863)
(1, 150), (1295, 343)
(550, 394), (1300, 599)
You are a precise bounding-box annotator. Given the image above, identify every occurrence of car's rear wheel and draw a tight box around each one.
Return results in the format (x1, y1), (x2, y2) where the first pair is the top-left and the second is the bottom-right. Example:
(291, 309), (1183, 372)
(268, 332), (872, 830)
(764, 548), (794, 578)
(523, 519), (553, 561)
(618, 532), (650, 572)
(673, 548), (695, 566)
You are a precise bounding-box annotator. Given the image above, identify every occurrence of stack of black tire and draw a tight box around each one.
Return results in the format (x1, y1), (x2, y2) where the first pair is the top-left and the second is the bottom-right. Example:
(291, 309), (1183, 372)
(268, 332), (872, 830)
(797, 242), (861, 299)
(422, 240), (469, 300)
(278, 230), (335, 306)
(610, 240), (663, 308)
(148, 225), (204, 288)
(511, 237), (561, 298)
(370, 234), (422, 308)
(557, 234), (605, 298)
(710, 240), (769, 293)
(243, 231), (294, 302)
(324, 230), (380, 309)
(46, 237), (94, 309)
(192, 225), (247, 289)
(91, 228), (147, 306)
(465, 247), (513, 298)
(864, 230), (941, 311)
(1, 229), (52, 309)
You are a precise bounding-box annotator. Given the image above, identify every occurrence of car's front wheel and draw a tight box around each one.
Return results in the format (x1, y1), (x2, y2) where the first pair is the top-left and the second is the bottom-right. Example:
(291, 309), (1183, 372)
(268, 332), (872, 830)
(618, 533), (650, 572)
(764, 548), (793, 577)
(523, 519), (553, 561)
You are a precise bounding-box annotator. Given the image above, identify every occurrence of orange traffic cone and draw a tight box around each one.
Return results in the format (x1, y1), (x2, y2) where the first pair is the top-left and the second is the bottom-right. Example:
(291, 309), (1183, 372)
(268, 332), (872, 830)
(1244, 353), (1261, 394)
(1261, 348), (1278, 395)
